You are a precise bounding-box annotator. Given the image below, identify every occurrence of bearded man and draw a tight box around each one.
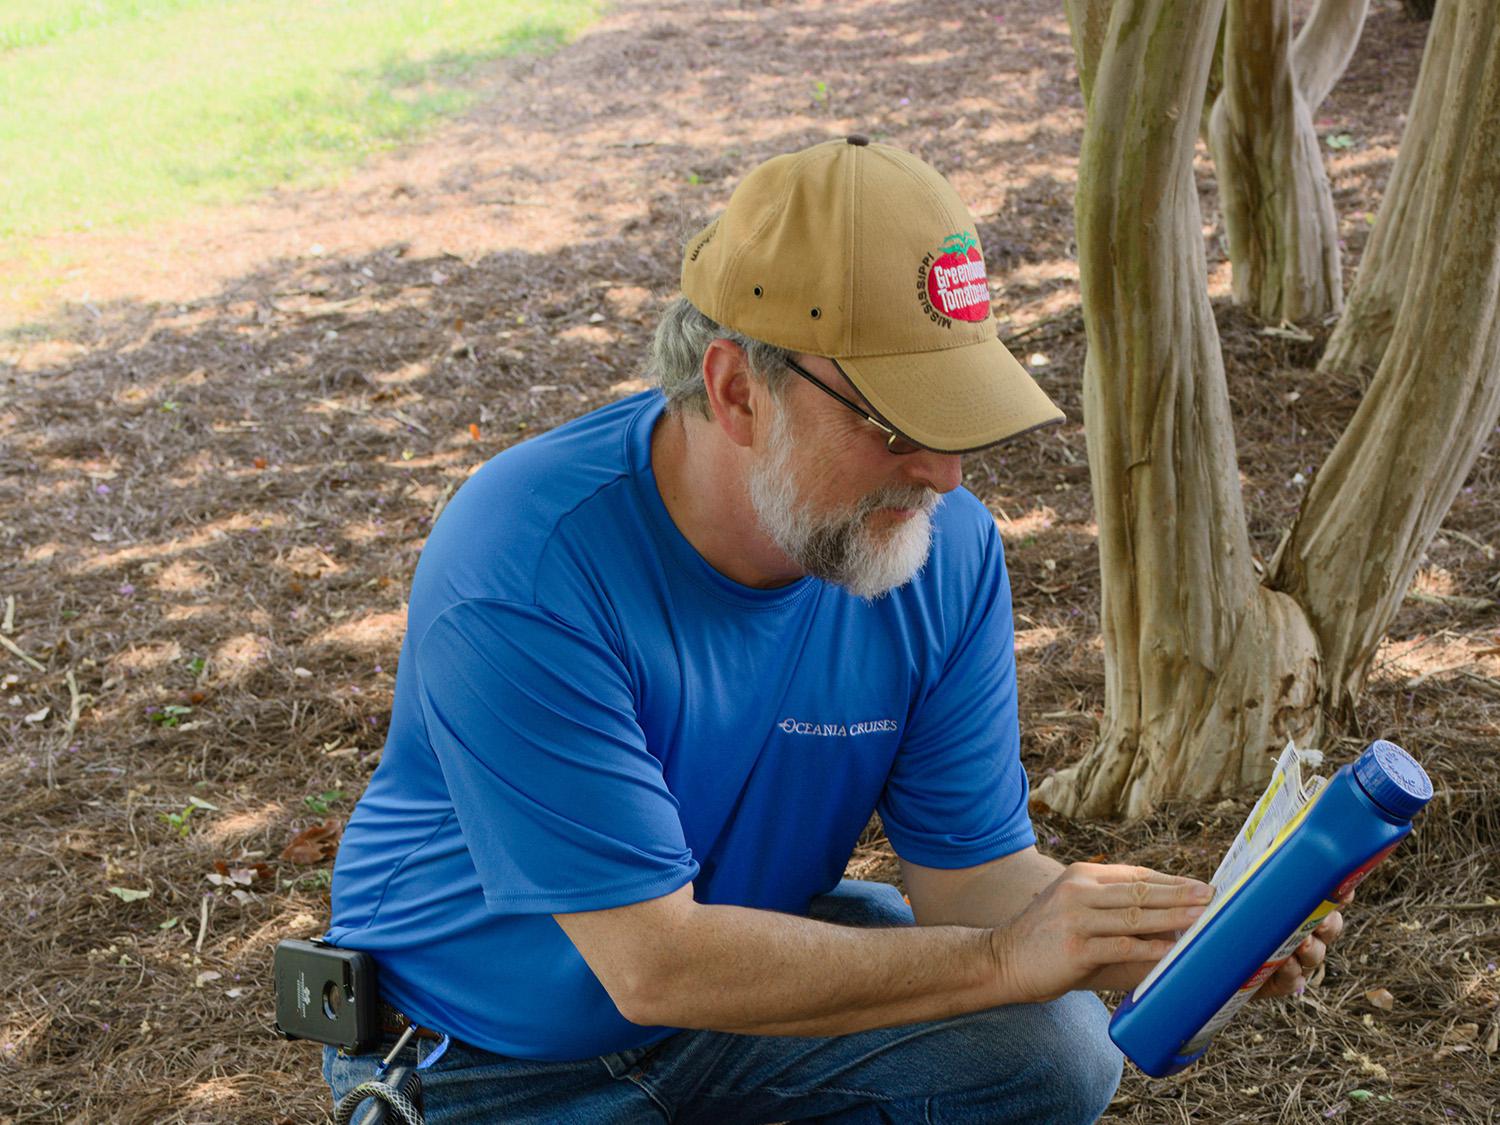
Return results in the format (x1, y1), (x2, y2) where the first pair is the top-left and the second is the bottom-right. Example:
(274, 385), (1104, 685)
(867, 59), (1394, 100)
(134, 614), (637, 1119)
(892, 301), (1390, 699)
(322, 137), (1339, 1123)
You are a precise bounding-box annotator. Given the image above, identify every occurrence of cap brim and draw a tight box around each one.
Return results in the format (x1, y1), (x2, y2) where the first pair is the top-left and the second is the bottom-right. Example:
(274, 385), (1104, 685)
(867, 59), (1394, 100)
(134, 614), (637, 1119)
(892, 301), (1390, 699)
(839, 336), (1065, 454)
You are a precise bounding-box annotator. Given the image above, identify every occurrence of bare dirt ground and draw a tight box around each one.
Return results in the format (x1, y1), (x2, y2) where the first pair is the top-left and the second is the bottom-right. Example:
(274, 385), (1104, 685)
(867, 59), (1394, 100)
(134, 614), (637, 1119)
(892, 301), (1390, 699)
(2, 1), (1496, 1121)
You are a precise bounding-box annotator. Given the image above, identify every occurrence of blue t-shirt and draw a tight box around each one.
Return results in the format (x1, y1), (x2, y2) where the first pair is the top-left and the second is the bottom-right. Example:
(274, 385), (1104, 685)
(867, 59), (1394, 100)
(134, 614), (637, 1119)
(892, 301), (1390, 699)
(327, 391), (1034, 1061)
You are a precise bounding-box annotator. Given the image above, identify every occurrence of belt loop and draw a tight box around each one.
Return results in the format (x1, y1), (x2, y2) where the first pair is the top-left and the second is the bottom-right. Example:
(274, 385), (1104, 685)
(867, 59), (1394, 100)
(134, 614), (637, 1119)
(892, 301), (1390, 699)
(380, 1000), (444, 1042)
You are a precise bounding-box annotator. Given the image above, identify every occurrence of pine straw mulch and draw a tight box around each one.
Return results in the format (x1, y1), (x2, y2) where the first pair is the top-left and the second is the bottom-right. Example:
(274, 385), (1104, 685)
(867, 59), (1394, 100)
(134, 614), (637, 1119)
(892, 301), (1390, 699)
(1, 1), (1495, 1122)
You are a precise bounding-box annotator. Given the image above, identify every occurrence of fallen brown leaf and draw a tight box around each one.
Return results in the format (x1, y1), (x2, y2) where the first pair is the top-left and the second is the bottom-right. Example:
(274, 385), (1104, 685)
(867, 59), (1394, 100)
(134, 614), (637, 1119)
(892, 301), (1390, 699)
(212, 859), (273, 884)
(280, 819), (342, 864)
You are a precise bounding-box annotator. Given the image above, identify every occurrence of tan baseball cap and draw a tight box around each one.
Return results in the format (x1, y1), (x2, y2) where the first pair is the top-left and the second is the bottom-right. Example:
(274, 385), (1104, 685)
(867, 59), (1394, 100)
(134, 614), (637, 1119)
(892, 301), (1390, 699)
(680, 135), (1063, 453)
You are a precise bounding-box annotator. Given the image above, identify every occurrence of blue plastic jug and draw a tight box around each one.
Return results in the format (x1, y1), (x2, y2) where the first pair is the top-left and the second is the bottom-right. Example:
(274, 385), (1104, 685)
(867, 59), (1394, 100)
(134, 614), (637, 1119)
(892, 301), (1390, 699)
(1109, 739), (1433, 1077)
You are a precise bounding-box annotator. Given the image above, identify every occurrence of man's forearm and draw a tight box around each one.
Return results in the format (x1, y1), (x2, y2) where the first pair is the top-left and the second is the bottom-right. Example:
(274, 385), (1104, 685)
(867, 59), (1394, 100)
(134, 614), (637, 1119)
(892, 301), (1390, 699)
(902, 847), (1067, 930)
(629, 902), (1005, 1037)
(563, 861), (1213, 1034)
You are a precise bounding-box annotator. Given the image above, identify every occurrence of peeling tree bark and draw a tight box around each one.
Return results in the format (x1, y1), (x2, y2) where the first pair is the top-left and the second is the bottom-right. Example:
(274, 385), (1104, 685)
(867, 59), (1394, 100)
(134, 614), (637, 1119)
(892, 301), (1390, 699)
(1045, 0), (1500, 819)
(1063, 0), (1112, 105)
(1035, 0), (1321, 819)
(1272, 0), (1500, 709)
(1208, 0), (1362, 323)
(1319, 0), (1458, 377)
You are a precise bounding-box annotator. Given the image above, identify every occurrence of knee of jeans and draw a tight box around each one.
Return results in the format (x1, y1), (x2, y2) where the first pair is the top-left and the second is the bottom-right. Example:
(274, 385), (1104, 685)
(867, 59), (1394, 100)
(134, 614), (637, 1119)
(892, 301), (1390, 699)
(809, 878), (915, 928)
(1034, 992), (1124, 1121)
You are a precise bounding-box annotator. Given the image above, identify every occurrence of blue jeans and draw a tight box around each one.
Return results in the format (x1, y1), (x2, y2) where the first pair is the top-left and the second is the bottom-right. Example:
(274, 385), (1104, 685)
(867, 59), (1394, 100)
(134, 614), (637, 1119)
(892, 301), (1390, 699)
(324, 879), (1122, 1124)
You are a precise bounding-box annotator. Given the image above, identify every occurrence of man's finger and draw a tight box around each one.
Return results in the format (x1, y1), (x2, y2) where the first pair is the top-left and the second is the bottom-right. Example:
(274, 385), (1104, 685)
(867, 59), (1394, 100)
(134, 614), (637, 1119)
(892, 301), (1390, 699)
(1295, 935), (1326, 970)
(1313, 910), (1344, 944)
(1087, 934), (1179, 964)
(1091, 865), (1209, 890)
(1084, 905), (1206, 937)
(1084, 867), (1215, 908)
(1256, 958), (1304, 999)
(1095, 879), (1214, 911)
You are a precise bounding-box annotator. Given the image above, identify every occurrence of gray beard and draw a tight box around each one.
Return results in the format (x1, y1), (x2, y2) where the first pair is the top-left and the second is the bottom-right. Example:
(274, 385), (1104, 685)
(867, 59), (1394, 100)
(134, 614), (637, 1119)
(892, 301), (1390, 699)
(747, 400), (941, 600)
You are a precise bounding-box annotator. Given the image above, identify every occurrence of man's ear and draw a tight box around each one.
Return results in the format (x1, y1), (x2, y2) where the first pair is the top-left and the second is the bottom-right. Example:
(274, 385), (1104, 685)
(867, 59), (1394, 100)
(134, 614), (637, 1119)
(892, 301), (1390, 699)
(701, 338), (760, 449)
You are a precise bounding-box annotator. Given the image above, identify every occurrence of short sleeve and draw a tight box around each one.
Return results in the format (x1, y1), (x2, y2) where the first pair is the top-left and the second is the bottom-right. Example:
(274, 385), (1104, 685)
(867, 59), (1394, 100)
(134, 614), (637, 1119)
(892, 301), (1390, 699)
(878, 525), (1035, 868)
(415, 598), (699, 914)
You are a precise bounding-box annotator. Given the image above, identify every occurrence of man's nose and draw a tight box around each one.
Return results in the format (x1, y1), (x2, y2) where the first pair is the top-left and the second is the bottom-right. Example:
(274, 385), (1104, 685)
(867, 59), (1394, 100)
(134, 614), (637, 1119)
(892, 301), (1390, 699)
(901, 449), (963, 494)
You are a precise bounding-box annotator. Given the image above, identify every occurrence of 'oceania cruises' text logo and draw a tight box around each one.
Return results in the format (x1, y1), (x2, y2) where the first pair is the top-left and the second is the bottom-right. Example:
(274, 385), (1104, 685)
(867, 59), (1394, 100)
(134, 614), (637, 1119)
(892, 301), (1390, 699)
(778, 717), (899, 738)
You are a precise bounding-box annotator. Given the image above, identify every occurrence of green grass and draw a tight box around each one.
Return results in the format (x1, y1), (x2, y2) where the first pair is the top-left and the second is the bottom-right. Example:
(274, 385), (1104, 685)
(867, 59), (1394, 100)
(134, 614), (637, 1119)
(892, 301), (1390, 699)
(0, 0), (601, 243)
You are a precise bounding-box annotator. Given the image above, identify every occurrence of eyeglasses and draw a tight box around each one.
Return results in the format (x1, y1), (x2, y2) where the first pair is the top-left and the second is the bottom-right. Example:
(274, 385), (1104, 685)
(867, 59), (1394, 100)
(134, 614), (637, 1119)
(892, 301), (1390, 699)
(782, 356), (924, 455)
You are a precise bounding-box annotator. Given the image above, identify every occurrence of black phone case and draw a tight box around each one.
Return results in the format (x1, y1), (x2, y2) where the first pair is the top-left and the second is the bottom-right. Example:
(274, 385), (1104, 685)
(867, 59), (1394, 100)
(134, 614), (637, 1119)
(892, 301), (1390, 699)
(274, 938), (382, 1055)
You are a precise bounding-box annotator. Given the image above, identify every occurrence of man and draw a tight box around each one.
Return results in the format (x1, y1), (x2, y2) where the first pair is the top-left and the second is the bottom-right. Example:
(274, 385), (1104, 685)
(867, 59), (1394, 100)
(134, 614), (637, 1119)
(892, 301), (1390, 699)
(323, 137), (1341, 1123)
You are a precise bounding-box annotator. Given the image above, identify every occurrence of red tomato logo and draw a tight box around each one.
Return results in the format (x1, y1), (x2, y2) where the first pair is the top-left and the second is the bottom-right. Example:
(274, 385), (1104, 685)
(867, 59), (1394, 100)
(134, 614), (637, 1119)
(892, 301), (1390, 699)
(924, 232), (990, 322)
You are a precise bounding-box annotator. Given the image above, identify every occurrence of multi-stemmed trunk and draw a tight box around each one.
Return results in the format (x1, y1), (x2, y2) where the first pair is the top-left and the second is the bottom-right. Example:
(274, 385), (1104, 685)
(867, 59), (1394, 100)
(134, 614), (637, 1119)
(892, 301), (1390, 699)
(1036, 0), (1500, 819)
(1270, 0), (1500, 709)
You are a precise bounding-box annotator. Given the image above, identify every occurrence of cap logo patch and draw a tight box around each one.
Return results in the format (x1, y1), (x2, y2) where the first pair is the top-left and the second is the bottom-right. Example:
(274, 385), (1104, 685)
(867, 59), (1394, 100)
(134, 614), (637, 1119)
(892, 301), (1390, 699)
(918, 231), (989, 325)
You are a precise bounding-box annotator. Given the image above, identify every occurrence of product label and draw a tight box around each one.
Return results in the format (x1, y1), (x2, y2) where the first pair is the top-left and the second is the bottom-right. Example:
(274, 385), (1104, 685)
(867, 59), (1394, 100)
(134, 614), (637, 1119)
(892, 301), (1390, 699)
(1211, 742), (1326, 896)
(1335, 843), (1399, 899)
(1131, 788), (1325, 1003)
(1179, 899), (1336, 1055)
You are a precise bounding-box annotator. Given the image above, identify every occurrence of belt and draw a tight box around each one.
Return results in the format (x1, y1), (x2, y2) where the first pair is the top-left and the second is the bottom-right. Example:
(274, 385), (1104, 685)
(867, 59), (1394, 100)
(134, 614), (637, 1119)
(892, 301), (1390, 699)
(380, 1001), (444, 1043)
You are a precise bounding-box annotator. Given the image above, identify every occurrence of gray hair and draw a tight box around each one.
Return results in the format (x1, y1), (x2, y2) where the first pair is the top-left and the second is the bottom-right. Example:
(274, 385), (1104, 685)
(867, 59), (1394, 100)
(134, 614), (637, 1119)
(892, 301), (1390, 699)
(648, 296), (793, 418)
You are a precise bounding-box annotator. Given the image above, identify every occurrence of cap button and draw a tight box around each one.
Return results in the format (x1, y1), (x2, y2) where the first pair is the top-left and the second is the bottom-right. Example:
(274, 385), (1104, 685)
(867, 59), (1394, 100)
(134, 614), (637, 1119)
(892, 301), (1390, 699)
(845, 133), (870, 146)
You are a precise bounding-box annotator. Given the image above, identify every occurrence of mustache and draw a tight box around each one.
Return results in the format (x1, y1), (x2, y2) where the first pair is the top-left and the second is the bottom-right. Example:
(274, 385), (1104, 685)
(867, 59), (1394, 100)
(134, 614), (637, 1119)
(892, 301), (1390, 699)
(850, 485), (942, 520)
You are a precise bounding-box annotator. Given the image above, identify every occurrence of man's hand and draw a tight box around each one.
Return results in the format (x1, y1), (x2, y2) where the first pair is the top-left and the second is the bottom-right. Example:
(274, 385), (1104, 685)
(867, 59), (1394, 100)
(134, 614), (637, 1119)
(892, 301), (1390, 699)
(1252, 906), (1347, 999)
(989, 863), (1214, 1003)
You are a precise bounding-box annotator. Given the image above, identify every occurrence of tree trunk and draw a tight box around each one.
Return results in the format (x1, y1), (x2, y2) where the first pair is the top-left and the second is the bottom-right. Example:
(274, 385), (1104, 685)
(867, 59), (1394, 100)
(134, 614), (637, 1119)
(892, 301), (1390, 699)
(1319, 0), (1458, 377)
(1045, 0), (1500, 819)
(1035, 0), (1321, 819)
(1295, 0), (1372, 111)
(1201, 14), (1227, 147)
(1208, 0), (1349, 323)
(1271, 0), (1500, 710)
(1063, 0), (1112, 106)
